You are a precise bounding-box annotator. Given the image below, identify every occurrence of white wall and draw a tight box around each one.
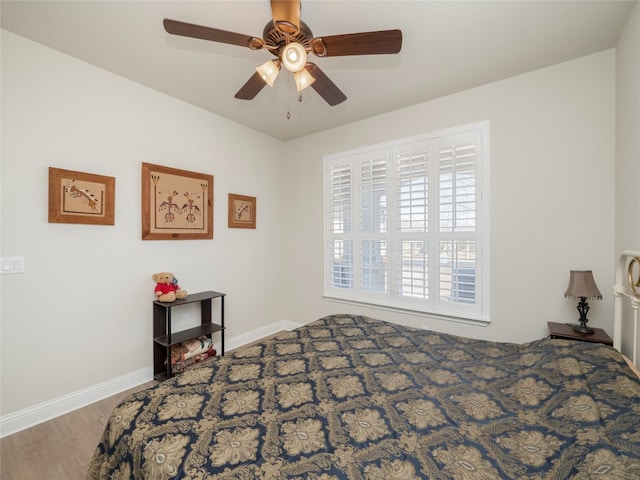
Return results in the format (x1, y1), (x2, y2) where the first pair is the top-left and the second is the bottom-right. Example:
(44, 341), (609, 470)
(0, 31), (287, 417)
(615, 2), (640, 358)
(282, 50), (616, 344)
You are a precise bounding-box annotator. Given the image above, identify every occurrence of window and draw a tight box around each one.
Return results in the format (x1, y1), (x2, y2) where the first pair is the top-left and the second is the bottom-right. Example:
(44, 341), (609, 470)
(324, 122), (489, 322)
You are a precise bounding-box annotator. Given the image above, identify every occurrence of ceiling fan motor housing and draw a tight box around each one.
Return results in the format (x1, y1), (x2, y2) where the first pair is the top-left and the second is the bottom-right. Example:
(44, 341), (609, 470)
(263, 21), (313, 58)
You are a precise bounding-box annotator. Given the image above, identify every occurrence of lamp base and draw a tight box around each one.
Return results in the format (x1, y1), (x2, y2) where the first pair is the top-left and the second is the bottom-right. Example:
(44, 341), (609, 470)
(570, 323), (595, 334)
(571, 297), (595, 334)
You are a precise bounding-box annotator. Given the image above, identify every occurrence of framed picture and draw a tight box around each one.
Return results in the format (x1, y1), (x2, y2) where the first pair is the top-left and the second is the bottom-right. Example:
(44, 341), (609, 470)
(48, 167), (115, 225)
(228, 193), (256, 229)
(142, 163), (213, 240)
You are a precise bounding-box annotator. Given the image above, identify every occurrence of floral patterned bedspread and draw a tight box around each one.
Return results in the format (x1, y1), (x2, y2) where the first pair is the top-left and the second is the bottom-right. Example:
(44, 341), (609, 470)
(88, 314), (640, 479)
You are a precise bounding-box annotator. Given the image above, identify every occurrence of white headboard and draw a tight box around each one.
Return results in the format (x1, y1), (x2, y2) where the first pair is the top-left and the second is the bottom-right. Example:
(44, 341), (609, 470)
(613, 250), (640, 365)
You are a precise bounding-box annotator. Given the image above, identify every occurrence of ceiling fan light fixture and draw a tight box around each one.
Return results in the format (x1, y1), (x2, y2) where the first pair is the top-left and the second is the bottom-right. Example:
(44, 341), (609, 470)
(294, 68), (315, 92)
(256, 59), (281, 87)
(281, 42), (307, 72)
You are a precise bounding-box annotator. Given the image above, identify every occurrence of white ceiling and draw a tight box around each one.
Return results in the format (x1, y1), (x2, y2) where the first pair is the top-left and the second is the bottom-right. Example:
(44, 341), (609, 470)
(1, 1), (636, 141)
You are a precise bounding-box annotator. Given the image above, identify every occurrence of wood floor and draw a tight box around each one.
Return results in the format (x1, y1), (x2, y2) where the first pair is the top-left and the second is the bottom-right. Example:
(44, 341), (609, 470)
(0, 380), (157, 480)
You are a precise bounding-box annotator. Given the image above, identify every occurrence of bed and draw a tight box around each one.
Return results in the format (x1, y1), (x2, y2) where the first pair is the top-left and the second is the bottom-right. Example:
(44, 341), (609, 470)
(88, 253), (640, 479)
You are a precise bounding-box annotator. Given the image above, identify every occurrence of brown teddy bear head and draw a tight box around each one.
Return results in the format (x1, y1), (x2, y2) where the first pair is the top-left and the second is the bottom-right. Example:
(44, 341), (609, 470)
(152, 272), (174, 284)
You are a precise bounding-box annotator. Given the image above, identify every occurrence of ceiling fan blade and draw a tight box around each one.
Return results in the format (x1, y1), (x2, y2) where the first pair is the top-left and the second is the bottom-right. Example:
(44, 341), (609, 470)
(163, 19), (264, 49)
(234, 72), (267, 100)
(311, 29), (402, 57)
(270, 0), (301, 35)
(305, 63), (346, 106)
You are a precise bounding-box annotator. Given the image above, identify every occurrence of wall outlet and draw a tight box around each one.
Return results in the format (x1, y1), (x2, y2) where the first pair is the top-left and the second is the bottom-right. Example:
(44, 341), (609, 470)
(181, 313), (190, 325)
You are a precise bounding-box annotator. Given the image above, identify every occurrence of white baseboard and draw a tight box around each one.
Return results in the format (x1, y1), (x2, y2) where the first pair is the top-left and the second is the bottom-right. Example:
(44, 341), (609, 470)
(223, 320), (301, 351)
(0, 320), (301, 438)
(0, 367), (153, 438)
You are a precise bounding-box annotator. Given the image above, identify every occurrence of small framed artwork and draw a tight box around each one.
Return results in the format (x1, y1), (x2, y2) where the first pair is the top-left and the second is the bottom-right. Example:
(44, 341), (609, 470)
(48, 167), (115, 225)
(142, 162), (213, 240)
(228, 193), (256, 229)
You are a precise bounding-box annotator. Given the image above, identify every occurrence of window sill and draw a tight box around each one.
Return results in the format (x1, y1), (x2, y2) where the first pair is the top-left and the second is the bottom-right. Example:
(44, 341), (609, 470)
(322, 295), (490, 327)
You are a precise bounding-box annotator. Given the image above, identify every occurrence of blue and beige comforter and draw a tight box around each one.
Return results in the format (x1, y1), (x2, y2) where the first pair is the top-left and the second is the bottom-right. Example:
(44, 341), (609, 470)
(88, 314), (640, 479)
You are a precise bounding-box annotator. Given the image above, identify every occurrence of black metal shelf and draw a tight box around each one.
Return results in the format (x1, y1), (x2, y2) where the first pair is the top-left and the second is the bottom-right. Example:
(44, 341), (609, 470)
(153, 290), (225, 308)
(152, 290), (225, 380)
(154, 323), (224, 347)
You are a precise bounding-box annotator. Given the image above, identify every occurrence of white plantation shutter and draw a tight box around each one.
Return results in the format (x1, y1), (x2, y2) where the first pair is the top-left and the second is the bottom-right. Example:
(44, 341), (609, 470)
(436, 131), (479, 307)
(329, 164), (352, 235)
(360, 152), (388, 295)
(325, 122), (489, 322)
(395, 141), (430, 301)
(328, 164), (353, 289)
(438, 141), (477, 233)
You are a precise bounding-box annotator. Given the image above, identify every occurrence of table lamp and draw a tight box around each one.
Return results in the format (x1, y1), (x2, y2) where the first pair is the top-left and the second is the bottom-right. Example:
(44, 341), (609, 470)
(564, 270), (602, 334)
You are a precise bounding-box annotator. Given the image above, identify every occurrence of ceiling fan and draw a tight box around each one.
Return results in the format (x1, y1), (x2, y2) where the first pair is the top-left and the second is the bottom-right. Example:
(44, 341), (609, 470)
(163, 0), (402, 106)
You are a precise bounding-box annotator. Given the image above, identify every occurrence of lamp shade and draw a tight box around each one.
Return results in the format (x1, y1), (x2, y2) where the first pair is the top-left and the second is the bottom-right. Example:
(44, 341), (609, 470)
(564, 270), (602, 299)
(281, 42), (307, 72)
(294, 67), (315, 91)
(256, 59), (281, 87)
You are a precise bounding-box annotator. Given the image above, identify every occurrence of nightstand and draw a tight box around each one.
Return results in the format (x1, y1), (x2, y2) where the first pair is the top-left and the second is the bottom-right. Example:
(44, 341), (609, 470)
(547, 321), (613, 346)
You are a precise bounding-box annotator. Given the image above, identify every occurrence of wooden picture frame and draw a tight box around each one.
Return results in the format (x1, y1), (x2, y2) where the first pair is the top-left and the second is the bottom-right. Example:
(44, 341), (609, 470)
(228, 193), (256, 229)
(48, 167), (115, 225)
(142, 163), (213, 240)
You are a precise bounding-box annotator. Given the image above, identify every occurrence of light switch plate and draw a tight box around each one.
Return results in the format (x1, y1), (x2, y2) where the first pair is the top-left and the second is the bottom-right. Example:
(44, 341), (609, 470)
(1, 257), (24, 274)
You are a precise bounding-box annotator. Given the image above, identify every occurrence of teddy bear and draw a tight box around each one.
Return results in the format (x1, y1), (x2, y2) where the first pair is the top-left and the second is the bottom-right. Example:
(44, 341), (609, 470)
(152, 272), (187, 302)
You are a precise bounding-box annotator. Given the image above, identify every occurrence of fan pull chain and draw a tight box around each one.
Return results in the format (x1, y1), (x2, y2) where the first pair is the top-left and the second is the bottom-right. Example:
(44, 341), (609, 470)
(286, 72), (292, 119)
(285, 74), (304, 119)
